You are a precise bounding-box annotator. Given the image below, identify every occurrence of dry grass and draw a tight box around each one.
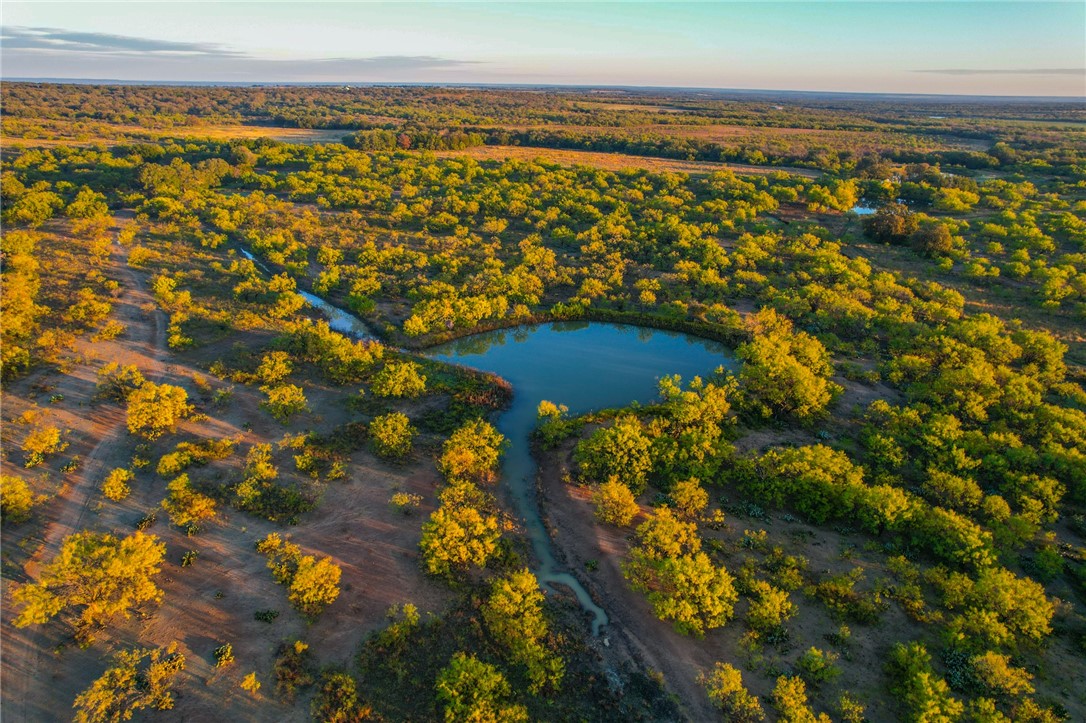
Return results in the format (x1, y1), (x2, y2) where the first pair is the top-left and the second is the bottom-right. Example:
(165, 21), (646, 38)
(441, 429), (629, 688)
(431, 144), (820, 177)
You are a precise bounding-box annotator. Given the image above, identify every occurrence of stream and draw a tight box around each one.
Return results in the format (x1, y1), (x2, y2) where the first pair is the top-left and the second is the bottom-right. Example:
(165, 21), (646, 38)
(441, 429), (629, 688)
(240, 246), (735, 635)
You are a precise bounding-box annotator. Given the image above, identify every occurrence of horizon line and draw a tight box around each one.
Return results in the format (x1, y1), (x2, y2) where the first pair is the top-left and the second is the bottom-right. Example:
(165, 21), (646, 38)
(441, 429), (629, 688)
(3, 77), (1084, 103)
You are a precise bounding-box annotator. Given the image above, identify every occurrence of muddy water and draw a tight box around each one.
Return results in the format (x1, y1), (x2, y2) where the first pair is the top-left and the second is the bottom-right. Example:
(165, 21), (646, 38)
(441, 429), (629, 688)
(428, 322), (734, 634)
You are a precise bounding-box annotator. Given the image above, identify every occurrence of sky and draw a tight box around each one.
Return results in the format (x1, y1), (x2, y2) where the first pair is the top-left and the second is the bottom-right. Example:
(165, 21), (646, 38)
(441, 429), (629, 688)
(2, 1), (1084, 97)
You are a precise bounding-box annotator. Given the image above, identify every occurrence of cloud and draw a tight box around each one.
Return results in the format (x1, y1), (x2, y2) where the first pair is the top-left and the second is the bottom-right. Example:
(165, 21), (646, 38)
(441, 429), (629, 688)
(915, 68), (1085, 76)
(2, 26), (244, 56)
(0, 26), (478, 81)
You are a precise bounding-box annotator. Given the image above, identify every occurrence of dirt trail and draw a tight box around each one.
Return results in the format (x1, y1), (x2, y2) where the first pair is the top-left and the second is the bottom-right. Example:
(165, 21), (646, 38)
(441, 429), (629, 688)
(31, 239), (169, 565)
(538, 447), (718, 722)
(3, 232), (168, 723)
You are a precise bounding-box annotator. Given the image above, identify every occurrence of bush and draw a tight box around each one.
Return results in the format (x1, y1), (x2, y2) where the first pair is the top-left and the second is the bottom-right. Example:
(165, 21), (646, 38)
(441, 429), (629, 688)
(72, 643), (185, 723)
(369, 412), (416, 460)
(592, 478), (640, 526)
(371, 360), (427, 398)
(435, 652), (528, 723)
(101, 468), (134, 501)
(698, 662), (765, 722)
(126, 382), (192, 440)
(22, 424), (68, 467)
(574, 415), (654, 494)
(1, 475), (35, 522)
(260, 383), (309, 422)
(797, 647), (841, 685)
(213, 643), (234, 668)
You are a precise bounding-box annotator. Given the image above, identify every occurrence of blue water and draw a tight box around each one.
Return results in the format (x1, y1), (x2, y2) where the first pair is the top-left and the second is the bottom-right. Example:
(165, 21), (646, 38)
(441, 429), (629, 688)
(428, 322), (734, 634)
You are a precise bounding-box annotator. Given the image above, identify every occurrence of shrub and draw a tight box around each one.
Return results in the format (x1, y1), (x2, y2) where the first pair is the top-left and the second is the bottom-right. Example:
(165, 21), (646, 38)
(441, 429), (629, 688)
(435, 652), (528, 723)
(72, 643), (185, 723)
(592, 478), (640, 526)
(389, 492), (423, 515)
(371, 360), (427, 398)
(369, 412), (416, 460)
(22, 424), (68, 467)
(260, 383), (308, 422)
(1, 475), (36, 522)
(101, 468), (134, 501)
(797, 647), (841, 685)
(747, 580), (797, 633)
(698, 662), (765, 722)
(213, 643), (234, 668)
(126, 382), (192, 440)
(575, 415), (654, 494)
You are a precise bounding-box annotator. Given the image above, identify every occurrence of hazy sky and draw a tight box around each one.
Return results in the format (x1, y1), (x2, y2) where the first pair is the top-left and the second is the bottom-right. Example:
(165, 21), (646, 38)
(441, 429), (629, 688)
(3, 1), (1084, 96)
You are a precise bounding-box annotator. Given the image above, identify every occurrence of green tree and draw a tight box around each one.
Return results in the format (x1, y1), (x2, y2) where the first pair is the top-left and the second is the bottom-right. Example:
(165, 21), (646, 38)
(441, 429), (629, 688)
(738, 309), (840, 423)
(699, 662), (765, 722)
(886, 642), (964, 723)
(671, 477), (709, 520)
(260, 383), (309, 422)
(126, 382), (192, 440)
(592, 478), (640, 527)
(482, 569), (564, 693)
(72, 643), (186, 723)
(370, 412), (416, 460)
(747, 579), (797, 633)
(574, 415), (654, 494)
(435, 652), (528, 723)
(371, 360), (427, 398)
(626, 551), (738, 637)
(256, 350), (293, 384)
(311, 672), (374, 722)
(13, 531), (165, 640)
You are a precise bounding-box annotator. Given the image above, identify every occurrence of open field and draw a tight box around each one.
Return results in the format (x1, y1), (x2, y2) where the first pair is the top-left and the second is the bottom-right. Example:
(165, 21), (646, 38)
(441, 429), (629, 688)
(431, 143), (822, 177)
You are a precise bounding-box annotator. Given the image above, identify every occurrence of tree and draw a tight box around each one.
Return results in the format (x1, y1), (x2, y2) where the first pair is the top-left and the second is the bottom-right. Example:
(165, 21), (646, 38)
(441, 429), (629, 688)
(911, 222), (957, 257)
(370, 412), (416, 460)
(311, 672), (374, 722)
(22, 424), (68, 467)
(419, 504), (501, 578)
(626, 551), (738, 637)
(290, 556), (343, 617)
(862, 202), (919, 244)
(671, 477), (709, 520)
(101, 468), (134, 501)
(126, 382), (192, 440)
(1, 474), (35, 523)
(371, 360), (427, 398)
(698, 662), (765, 722)
(592, 478), (640, 526)
(738, 310), (840, 423)
(747, 579), (797, 633)
(256, 533), (342, 617)
(13, 531), (165, 640)
(260, 383), (309, 422)
(772, 676), (831, 723)
(161, 474), (217, 533)
(72, 643), (186, 723)
(256, 350), (293, 384)
(435, 652), (528, 723)
(439, 419), (506, 484)
(482, 569), (564, 693)
(574, 415), (654, 494)
(886, 642), (964, 723)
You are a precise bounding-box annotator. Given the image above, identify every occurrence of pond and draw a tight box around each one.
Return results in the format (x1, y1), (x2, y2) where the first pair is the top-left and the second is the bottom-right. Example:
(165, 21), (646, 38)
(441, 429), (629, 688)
(428, 321), (735, 634)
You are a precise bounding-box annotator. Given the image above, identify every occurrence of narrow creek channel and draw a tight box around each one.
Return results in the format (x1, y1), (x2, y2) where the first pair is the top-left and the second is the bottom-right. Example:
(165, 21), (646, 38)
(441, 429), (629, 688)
(240, 247), (735, 635)
(427, 323), (734, 635)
